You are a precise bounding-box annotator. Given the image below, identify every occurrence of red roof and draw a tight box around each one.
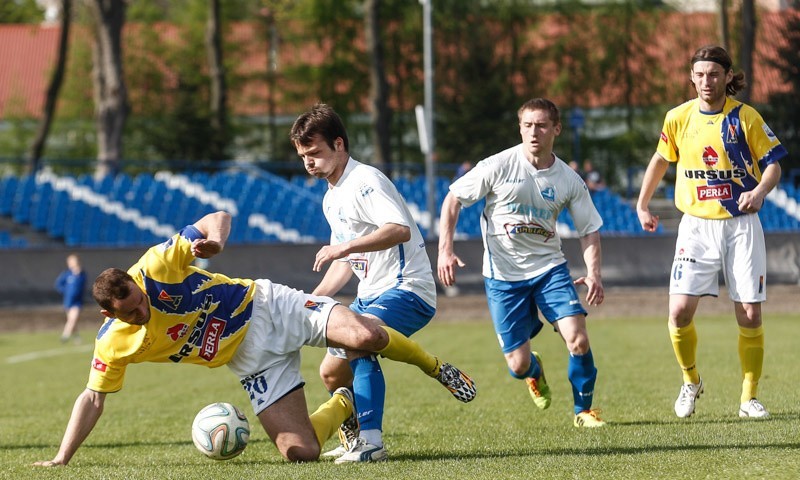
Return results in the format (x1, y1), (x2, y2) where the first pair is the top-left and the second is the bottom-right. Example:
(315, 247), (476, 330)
(0, 11), (795, 118)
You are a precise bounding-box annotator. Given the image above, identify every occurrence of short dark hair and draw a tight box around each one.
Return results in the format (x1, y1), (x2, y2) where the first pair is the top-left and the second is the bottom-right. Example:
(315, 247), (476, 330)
(517, 98), (560, 125)
(691, 45), (747, 96)
(93, 268), (136, 311)
(289, 103), (349, 152)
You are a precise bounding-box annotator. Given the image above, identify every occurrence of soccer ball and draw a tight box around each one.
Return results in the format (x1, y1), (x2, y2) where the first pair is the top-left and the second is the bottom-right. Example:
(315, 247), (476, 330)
(191, 402), (250, 460)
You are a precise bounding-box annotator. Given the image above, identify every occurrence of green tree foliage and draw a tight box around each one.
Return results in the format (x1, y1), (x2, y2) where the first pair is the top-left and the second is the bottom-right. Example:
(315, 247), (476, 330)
(433, 0), (538, 167)
(765, 10), (799, 178)
(0, 0), (43, 23)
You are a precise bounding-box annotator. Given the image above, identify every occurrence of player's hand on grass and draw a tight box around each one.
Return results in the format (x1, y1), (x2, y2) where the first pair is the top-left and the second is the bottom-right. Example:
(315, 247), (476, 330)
(191, 238), (223, 259)
(575, 275), (604, 306)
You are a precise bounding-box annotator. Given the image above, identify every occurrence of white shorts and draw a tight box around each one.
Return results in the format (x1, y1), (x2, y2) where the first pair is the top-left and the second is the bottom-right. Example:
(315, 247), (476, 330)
(227, 279), (339, 414)
(670, 214), (766, 303)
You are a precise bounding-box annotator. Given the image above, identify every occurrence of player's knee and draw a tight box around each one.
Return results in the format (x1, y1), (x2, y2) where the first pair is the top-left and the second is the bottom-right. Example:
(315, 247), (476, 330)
(282, 442), (321, 462)
(566, 336), (590, 356)
(505, 357), (530, 378)
(349, 319), (388, 351)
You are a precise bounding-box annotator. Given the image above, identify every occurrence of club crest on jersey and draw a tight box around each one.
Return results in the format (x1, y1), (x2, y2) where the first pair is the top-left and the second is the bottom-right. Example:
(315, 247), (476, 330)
(166, 323), (189, 341)
(725, 124), (738, 144)
(540, 186), (555, 201)
(359, 184), (374, 197)
(504, 222), (555, 242)
(304, 300), (323, 311)
(702, 146), (719, 167)
(158, 290), (182, 310)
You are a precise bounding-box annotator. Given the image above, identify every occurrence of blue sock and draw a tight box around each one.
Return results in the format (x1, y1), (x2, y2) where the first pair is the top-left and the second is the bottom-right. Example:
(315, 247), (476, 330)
(568, 349), (597, 414)
(350, 355), (385, 432)
(508, 352), (542, 380)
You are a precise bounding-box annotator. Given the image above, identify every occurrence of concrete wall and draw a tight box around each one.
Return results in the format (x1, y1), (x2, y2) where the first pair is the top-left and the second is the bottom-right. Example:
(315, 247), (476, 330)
(1, 233), (799, 307)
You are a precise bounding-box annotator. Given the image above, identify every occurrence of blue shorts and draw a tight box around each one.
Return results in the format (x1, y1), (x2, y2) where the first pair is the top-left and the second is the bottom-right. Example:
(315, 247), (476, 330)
(485, 263), (587, 354)
(350, 288), (435, 337)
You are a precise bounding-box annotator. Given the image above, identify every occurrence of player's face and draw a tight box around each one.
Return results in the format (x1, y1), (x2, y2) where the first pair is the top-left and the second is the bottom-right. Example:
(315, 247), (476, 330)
(107, 284), (151, 325)
(519, 109), (561, 157)
(295, 134), (346, 182)
(690, 61), (732, 110)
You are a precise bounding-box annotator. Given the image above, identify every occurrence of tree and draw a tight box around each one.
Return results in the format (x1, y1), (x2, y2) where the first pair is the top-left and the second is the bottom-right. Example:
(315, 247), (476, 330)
(27, 0), (72, 173)
(738, 0), (755, 103)
(206, 0), (227, 160)
(365, 0), (391, 173)
(0, 0), (43, 23)
(766, 9), (800, 176)
(717, 0), (729, 51)
(87, 0), (129, 177)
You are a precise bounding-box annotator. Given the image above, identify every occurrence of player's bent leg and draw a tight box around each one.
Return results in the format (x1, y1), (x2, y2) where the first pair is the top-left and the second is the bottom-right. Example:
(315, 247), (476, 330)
(257, 387), (324, 462)
(505, 344), (550, 410)
(318, 351), (359, 457)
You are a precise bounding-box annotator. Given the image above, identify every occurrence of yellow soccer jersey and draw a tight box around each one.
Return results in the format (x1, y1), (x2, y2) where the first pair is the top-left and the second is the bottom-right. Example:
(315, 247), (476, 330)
(87, 225), (256, 393)
(657, 97), (787, 219)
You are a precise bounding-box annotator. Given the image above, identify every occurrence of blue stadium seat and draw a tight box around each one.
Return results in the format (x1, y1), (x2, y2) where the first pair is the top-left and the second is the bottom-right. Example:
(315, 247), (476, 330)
(0, 175), (19, 215)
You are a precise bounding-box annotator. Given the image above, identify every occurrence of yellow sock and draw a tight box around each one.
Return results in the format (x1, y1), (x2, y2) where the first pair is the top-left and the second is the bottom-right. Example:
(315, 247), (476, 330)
(309, 390), (352, 448)
(376, 326), (439, 376)
(738, 325), (764, 404)
(669, 322), (700, 384)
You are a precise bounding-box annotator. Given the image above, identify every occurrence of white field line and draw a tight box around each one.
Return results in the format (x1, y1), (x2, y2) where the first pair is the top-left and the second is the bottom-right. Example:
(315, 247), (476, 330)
(6, 344), (93, 364)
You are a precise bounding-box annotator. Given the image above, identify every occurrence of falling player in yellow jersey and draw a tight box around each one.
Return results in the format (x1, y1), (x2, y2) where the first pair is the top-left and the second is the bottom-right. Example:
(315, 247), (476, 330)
(637, 45), (787, 419)
(33, 211), (475, 467)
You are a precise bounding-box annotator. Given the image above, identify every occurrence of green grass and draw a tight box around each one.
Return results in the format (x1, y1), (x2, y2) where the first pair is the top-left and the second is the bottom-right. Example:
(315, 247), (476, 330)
(1, 314), (799, 479)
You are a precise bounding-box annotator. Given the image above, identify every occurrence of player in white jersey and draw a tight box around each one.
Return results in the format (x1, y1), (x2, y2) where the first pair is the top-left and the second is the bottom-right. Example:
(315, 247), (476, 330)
(33, 212), (475, 467)
(637, 45), (786, 419)
(291, 104), (475, 463)
(438, 98), (607, 428)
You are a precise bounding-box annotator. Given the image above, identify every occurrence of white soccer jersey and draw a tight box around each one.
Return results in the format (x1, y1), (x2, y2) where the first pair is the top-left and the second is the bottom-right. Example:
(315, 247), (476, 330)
(323, 158), (436, 308)
(449, 145), (603, 281)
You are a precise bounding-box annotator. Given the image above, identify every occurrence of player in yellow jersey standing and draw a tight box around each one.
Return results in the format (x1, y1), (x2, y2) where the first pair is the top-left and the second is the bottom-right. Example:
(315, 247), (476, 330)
(637, 45), (788, 419)
(33, 211), (474, 467)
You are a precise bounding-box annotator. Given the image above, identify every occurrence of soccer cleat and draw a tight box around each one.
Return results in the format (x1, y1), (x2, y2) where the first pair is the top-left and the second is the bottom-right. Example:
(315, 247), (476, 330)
(434, 361), (477, 403)
(574, 409), (606, 428)
(321, 444), (348, 458)
(334, 437), (388, 464)
(525, 352), (551, 410)
(674, 378), (704, 418)
(739, 398), (770, 419)
(329, 387), (360, 454)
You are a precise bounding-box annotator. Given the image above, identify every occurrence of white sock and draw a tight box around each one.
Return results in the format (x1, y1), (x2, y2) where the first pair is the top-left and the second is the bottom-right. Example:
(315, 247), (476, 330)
(360, 429), (383, 448)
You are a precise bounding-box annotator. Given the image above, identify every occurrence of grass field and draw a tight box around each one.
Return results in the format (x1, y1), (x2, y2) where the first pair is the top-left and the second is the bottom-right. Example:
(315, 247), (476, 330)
(1, 314), (798, 480)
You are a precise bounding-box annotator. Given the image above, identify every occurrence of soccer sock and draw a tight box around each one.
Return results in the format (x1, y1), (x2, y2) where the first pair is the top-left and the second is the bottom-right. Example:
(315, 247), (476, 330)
(508, 353), (542, 380)
(738, 325), (764, 404)
(350, 355), (385, 446)
(669, 322), (701, 384)
(309, 389), (353, 449)
(376, 325), (439, 376)
(568, 349), (597, 414)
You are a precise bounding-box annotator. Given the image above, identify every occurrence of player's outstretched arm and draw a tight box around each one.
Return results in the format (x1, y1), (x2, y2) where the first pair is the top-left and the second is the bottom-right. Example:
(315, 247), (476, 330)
(437, 193), (465, 287)
(33, 389), (107, 467)
(636, 153), (669, 232)
(191, 211), (232, 258)
(574, 231), (604, 306)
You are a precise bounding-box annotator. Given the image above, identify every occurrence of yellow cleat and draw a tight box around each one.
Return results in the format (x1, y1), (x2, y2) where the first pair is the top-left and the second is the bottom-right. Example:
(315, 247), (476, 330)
(525, 352), (551, 410)
(574, 409), (606, 428)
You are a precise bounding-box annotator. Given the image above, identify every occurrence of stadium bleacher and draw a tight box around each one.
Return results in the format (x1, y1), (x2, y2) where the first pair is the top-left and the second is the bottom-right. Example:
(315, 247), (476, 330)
(1, 169), (799, 249)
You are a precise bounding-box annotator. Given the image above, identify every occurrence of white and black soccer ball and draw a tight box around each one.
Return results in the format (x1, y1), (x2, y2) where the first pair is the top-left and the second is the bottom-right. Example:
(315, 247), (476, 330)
(191, 402), (250, 460)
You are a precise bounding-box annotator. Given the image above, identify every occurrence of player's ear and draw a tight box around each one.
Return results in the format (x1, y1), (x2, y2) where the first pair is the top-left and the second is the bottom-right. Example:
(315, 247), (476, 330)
(100, 309), (115, 319)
